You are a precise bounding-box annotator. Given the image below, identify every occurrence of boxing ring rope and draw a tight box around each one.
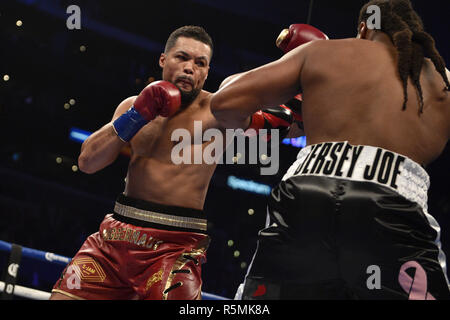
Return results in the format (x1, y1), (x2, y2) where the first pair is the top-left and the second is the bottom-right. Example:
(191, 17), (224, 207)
(0, 240), (229, 300)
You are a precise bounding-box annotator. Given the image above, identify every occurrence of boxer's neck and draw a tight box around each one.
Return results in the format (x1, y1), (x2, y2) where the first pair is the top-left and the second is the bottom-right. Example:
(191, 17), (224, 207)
(371, 31), (395, 48)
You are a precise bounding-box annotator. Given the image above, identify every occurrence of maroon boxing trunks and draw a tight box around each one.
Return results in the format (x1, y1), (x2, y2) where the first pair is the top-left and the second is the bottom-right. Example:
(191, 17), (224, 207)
(52, 194), (209, 300)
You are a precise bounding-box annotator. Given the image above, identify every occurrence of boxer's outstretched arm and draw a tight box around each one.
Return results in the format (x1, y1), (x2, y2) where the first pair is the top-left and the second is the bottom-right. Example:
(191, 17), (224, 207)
(78, 96), (135, 174)
(210, 42), (315, 129)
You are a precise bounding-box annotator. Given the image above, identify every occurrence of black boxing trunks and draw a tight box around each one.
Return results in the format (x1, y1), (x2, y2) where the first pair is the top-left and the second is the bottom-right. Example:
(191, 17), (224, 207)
(239, 141), (450, 300)
(52, 194), (209, 300)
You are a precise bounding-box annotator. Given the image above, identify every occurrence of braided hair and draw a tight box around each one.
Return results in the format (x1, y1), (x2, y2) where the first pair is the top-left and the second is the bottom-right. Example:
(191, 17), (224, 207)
(358, 0), (449, 113)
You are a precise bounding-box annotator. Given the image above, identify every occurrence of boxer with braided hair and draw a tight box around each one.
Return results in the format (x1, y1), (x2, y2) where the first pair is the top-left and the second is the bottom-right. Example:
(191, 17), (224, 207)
(212, 1), (450, 299)
(358, 0), (449, 113)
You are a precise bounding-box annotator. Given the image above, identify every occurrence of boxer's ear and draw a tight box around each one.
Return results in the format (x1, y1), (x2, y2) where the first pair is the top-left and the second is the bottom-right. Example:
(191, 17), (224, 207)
(159, 53), (166, 68)
(357, 22), (368, 39)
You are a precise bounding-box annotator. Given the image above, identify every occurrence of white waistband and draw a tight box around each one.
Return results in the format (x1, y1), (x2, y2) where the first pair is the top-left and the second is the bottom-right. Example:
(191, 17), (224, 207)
(282, 142), (430, 211)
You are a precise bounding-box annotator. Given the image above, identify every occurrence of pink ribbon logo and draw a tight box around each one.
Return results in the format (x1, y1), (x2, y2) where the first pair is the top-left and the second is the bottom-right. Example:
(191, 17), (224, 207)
(398, 261), (435, 300)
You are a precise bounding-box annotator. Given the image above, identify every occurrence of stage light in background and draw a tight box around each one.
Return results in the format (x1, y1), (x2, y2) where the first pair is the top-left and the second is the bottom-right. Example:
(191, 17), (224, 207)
(248, 208), (255, 216)
(227, 176), (271, 196)
(69, 99), (76, 106)
(55, 157), (63, 164)
(240, 262), (247, 269)
(233, 250), (240, 258)
(64, 103), (70, 110)
(3, 75), (10, 82)
(79, 45), (86, 52)
(69, 127), (92, 143)
(16, 20), (23, 27)
(71, 165), (78, 172)
(227, 240), (234, 247)
(283, 136), (307, 148)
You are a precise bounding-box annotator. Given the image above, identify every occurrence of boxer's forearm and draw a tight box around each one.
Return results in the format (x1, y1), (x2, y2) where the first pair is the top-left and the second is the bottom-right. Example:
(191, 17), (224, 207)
(78, 123), (126, 174)
(211, 43), (311, 129)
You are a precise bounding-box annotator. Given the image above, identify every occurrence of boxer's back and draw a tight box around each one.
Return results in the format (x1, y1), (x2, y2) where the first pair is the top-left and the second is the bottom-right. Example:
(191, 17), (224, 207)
(302, 38), (450, 166)
(123, 90), (221, 210)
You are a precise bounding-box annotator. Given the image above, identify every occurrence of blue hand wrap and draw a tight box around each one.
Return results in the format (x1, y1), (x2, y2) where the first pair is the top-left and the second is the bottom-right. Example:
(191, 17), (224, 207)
(112, 106), (148, 142)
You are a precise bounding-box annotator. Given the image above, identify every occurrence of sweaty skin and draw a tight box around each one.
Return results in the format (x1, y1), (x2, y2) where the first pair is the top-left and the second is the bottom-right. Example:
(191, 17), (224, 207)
(78, 37), (224, 210)
(211, 24), (450, 167)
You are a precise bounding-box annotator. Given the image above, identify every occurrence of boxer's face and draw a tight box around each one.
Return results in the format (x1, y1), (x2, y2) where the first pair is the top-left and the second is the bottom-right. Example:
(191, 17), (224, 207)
(159, 37), (211, 105)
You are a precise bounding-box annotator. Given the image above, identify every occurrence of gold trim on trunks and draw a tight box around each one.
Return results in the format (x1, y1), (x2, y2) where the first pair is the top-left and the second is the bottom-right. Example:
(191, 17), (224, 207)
(162, 248), (205, 300)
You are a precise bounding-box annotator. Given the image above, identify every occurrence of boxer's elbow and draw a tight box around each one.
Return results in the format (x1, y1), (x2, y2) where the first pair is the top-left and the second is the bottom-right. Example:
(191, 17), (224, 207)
(78, 153), (97, 174)
(78, 148), (106, 174)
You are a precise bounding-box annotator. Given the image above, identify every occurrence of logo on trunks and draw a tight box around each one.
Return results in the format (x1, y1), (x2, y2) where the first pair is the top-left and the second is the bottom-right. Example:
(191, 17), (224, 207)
(72, 257), (106, 283)
(294, 142), (405, 189)
(102, 227), (164, 250)
(145, 268), (164, 292)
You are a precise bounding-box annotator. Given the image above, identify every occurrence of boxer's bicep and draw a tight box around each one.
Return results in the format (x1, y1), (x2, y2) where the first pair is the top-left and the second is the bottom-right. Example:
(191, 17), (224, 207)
(79, 97), (137, 173)
(218, 73), (244, 90)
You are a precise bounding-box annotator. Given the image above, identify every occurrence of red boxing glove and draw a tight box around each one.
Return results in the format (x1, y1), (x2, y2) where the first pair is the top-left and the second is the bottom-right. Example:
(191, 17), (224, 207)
(134, 80), (182, 121)
(280, 94), (303, 129)
(245, 106), (293, 141)
(276, 24), (329, 53)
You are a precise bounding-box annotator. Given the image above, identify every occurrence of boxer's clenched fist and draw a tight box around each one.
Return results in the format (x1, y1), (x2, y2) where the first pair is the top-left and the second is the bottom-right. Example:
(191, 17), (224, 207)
(133, 81), (181, 121)
(113, 81), (181, 142)
(245, 106), (294, 141)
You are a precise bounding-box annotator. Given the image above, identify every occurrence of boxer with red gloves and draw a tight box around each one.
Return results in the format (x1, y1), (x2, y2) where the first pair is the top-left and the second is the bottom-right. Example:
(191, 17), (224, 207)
(112, 81), (182, 142)
(51, 24), (303, 301)
(244, 106), (293, 141)
(51, 26), (219, 301)
(213, 0), (450, 301)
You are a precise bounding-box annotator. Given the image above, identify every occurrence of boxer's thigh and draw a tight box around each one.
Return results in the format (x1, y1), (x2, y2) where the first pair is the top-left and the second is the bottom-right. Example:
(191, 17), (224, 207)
(52, 231), (135, 300)
(337, 183), (450, 299)
(142, 248), (205, 300)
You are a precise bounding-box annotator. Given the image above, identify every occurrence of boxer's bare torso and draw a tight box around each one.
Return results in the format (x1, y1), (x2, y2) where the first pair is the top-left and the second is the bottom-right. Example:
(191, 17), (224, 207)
(77, 36), (226, 211)
(213, 35), (450, 167)
(301, 38), (450, 166)
(115, 91), (222, 210)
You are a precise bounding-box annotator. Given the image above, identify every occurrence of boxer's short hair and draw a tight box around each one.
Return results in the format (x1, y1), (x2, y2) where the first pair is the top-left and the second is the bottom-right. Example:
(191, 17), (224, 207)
(165, 26), (213, 60)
